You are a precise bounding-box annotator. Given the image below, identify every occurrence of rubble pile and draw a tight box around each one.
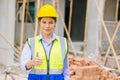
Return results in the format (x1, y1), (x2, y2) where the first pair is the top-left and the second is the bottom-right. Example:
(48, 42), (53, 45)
(69, 55), (120, 80)
(0, 63), (27, 80)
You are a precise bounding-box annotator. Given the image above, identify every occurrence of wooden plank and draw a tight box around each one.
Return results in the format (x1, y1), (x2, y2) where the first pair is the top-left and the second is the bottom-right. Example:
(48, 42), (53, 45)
(0, 32), (20, 54)
(83, 0), (88, 57)
(115, 0), (119, 21)
(17, 0), (35, 3)
(68, 0), (73, 35)
(34, 0), (40, 36)
(20, 0), (26, 53)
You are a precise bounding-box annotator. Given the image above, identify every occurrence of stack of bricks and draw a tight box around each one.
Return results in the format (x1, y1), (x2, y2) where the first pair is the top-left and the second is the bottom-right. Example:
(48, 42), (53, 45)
(69, 55), (120, 80)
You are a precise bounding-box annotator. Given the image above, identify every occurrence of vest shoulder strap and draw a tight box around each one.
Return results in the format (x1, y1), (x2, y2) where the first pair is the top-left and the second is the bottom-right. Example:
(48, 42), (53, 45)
(28, 37), (35, 60)
(59, 36), (68, 61)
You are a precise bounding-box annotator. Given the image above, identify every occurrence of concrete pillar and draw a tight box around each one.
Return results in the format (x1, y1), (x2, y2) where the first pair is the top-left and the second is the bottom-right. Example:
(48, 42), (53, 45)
(0, 0), (15, 66)
(55, 0), (65, 36)
(86, 0), (105, 59)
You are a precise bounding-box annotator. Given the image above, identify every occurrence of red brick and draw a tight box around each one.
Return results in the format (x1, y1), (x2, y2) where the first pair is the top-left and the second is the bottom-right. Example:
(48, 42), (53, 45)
(69, 55), (120, 80)
(70, 75), (81, 80)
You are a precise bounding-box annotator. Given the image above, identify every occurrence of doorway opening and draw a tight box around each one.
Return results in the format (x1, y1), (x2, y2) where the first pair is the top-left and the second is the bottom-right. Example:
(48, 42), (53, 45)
(64, 0), (87, 41)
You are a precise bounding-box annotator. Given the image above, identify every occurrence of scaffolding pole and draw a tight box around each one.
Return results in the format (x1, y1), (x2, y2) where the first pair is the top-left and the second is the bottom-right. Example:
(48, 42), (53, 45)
(20, 0), (26, 53)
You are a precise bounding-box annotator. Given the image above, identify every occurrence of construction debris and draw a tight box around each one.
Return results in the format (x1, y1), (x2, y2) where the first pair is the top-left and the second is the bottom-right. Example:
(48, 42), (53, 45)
(0, 63), (27, 80)
(69, 55), (120, 80)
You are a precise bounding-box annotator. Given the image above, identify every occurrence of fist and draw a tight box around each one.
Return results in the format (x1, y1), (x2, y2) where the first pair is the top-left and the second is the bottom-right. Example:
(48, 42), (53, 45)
(33, 57), (42, 66)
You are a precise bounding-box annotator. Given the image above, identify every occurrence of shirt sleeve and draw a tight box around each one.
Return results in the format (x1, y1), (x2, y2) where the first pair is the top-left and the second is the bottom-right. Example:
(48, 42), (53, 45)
(20, 41), (32, 73)
(63, 54), (70, 80)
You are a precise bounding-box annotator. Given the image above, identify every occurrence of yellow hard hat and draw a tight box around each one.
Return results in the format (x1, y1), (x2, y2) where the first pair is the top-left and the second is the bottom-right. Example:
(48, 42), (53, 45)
(36, 4), (58, 18)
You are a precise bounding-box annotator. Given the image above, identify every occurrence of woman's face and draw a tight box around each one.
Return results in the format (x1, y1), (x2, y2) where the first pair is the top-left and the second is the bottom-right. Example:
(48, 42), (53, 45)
(39, 17), (56, 35)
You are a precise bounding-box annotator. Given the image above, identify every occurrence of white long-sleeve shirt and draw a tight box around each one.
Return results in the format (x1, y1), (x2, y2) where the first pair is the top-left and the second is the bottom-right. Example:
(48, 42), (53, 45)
(20, 34), (70, 80)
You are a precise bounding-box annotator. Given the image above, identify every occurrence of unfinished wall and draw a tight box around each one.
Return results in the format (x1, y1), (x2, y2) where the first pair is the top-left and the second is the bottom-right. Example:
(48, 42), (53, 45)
(0, 0), (15, 66)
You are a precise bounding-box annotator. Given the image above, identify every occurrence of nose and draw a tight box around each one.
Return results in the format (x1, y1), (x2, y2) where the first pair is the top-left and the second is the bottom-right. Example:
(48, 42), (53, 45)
(46, 23), (50, 28)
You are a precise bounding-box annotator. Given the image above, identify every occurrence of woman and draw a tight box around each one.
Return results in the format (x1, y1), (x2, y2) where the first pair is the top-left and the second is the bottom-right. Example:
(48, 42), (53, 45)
(20, 4), (70, 80)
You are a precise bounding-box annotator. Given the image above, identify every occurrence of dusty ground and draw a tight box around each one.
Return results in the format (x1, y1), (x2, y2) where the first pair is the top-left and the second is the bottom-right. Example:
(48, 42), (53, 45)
(0, 62), (27, 80)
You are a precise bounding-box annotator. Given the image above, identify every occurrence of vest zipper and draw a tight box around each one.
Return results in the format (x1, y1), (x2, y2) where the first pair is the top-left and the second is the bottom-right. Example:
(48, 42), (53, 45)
(41, 40), (54, 80)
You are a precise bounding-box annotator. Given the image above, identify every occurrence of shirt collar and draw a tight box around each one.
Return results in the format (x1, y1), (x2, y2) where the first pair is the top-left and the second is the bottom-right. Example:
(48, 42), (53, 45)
(38, 33), (58, 41)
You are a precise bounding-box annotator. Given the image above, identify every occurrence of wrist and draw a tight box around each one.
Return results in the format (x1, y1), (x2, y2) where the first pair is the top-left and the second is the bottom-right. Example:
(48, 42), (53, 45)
(26, 60), (34, 70)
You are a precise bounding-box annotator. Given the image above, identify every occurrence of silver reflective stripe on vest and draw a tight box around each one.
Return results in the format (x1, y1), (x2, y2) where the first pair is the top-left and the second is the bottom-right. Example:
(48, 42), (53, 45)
(30, 68), (47, 74)
(60, 37), (66, 62)
(30, 69), (63, 74)
(30, 37), (35, 59)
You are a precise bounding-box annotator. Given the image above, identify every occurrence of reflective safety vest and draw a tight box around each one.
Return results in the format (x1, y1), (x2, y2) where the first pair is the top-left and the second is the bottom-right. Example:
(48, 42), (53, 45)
(27, 36), (68, 80)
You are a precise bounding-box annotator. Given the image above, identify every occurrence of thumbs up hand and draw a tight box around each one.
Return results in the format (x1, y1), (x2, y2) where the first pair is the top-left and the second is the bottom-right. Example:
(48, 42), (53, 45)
(32, 52), (42, 66)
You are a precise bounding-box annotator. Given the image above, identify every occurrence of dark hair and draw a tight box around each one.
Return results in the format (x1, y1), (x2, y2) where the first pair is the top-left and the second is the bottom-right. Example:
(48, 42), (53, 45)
(38, 17), (57, 22)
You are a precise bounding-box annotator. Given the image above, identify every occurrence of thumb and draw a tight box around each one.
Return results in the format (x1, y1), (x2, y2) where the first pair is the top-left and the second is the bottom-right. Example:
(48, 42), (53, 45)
(36, 52), (39, 57)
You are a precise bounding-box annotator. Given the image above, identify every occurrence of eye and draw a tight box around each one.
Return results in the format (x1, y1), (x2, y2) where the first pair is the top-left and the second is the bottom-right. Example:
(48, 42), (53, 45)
(49, 21), (54, 24)
(42, 21), (46, 24)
